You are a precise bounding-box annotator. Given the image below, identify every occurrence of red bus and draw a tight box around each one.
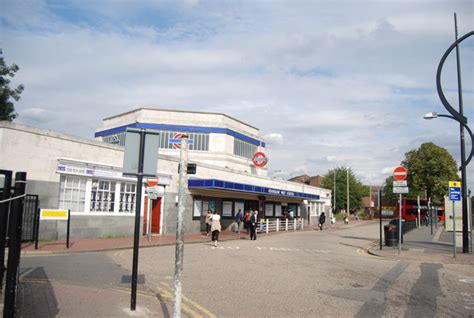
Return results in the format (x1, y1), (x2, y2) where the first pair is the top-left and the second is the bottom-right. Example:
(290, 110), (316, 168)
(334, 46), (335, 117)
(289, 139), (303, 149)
(395, 198), (444, 222)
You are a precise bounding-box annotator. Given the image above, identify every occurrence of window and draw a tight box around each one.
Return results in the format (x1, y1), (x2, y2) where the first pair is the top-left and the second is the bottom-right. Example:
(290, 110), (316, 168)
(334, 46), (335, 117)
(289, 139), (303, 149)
(193, 199), (202, 218)
(119, 182), (136, 213)
(102, 130), (210, 151)
(223, 201), (233, 217)
(90, 179), (116, 212)
(59, 176), (86, 212)
(234, 138), (257, 159)
(265, 203), (274, 217)
(159, 130), (209, 151)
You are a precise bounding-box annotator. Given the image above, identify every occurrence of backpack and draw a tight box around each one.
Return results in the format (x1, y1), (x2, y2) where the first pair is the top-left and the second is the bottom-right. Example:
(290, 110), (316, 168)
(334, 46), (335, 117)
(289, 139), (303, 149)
(244, 213), (251, 222)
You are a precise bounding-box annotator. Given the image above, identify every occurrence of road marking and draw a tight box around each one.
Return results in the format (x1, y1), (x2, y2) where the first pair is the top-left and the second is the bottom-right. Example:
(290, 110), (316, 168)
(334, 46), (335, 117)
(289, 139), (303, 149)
(459, 277), (474, 284)
(357, 241), (379, 256)
(160, 282), (217, 318)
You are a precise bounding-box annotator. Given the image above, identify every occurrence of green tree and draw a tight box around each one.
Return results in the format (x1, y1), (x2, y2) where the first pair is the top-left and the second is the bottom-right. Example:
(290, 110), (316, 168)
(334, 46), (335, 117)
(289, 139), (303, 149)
(401, 142), (458, 205)
(320, 166), (368, 214)
(1, 50), (24, 121)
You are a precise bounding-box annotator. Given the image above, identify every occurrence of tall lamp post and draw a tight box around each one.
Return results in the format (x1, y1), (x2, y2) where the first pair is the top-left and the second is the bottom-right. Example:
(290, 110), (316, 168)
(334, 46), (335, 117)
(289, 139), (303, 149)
(434, 22), (473, 253)
(424, 112), (474, 167)
(424, 112), (473, 253)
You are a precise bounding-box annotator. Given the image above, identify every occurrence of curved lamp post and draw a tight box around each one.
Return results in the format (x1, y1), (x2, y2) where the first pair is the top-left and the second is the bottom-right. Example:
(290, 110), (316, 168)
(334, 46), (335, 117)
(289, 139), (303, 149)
(424, 112), (474, 166)
(435, 26), (473, 253)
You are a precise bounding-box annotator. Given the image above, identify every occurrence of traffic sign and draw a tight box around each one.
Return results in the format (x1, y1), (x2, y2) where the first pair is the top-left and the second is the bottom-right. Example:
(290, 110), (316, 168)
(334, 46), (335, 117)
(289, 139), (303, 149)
(393, 166), (408, 181)
(393, 186), (409, 194)
(169, 133), (193, 149)
(449, 181), (461, 188)
(393, 180), (407, 187)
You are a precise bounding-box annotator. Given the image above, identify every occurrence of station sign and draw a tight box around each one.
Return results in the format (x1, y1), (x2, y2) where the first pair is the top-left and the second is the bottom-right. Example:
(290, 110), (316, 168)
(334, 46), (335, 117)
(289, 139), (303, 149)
(448, 181), (461, 201)
(252, 152), (268, 167)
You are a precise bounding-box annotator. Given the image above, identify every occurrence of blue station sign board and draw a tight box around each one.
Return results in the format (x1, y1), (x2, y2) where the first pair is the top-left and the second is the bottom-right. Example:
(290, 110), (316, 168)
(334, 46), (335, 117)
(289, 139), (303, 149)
(448, 181), (461, 201)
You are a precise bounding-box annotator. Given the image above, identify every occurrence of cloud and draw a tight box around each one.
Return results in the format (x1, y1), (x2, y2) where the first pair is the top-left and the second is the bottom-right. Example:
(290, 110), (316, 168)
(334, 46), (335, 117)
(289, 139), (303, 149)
(263, 133), (283, 145)
(2, 0), (473, 189)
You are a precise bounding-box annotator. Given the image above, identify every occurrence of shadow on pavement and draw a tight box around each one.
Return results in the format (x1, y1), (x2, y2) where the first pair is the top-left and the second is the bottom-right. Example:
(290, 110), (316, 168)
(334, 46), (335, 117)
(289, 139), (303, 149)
(17, 267), (59, 318)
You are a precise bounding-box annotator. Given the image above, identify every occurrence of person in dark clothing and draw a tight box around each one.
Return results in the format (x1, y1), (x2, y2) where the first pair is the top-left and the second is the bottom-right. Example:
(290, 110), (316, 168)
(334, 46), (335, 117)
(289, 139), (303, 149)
(249, 210), (258, 240)
(318, 212), (326, 231)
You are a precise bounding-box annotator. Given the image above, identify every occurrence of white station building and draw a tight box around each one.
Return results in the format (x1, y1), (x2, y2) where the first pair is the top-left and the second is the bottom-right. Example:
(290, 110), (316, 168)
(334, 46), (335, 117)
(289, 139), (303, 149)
(0, 108), (332, 240)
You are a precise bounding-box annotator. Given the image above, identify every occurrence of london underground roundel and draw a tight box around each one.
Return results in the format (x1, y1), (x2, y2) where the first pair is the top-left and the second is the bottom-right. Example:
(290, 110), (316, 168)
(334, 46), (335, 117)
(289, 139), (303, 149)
(172, 133), (187, 149)
(252, 152), (268, 167)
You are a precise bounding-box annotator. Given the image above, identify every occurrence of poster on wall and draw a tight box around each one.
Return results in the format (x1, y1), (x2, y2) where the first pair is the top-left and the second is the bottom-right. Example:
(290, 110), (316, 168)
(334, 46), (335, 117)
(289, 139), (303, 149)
(208, 200), (216, 213)
(275, 204), (282, 217)
(265, 203), (274, 217)
(193, 200), (202, 217)
(235, 201), (244, 215)
(223, 201), (233, 216)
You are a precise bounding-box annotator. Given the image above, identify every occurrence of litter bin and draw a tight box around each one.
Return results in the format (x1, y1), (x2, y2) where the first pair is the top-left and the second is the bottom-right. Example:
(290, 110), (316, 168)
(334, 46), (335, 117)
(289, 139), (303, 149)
(384, 224), (398, 246)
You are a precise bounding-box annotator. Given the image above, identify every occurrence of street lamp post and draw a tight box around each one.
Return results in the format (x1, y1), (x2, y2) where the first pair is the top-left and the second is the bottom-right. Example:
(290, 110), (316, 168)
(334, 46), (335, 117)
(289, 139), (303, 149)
(434, 24), (473, 253)
(424, 112), (474, 166)
(424, 112), (473, 253)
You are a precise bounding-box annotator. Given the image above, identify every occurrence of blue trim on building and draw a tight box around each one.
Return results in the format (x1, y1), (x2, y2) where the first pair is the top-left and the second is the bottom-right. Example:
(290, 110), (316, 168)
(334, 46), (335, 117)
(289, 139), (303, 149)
(95, 123), (265, 147)
(188, 179), (320, 200)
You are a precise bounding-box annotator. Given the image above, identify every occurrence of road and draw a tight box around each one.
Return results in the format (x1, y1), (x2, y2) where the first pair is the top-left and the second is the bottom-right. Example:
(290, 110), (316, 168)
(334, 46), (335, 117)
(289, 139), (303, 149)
(19, 221), (474, 317)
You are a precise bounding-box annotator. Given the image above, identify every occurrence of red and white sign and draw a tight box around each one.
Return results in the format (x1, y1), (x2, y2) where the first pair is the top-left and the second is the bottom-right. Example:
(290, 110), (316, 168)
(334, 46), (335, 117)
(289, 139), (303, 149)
(146, 178), (159, 187)
(393, 166), (408, 181)
(172, 133), (187, 149)
(252, 152), (268, 167)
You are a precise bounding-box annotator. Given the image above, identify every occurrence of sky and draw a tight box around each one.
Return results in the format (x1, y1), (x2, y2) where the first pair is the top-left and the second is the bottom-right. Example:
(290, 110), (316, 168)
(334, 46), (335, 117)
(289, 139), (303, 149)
(1, 0), (473, 190)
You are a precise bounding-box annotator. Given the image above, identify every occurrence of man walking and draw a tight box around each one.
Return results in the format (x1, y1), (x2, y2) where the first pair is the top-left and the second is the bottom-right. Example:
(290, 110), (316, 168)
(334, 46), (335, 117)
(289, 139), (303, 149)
(249, 210), (258, 240)
(318, 212), (326, 231)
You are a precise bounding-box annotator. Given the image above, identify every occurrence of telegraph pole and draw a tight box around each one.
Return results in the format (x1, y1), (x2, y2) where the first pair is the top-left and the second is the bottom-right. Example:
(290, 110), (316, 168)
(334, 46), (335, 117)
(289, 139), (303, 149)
(173, 135), (189, 318)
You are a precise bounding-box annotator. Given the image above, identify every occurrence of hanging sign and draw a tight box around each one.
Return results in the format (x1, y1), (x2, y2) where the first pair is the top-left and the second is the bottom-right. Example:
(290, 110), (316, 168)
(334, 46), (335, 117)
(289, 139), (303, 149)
(252, 152), (268, 167)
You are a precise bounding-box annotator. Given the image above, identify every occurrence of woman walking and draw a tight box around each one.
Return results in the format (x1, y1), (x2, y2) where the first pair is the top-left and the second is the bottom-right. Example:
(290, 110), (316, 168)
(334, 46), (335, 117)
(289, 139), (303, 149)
(211, 212), (222, 247)
(205, 209), (213, 236)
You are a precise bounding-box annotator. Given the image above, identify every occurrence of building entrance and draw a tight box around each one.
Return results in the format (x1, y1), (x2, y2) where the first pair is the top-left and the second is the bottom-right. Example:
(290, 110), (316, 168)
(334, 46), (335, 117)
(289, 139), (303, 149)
(143, 197), (162, 235)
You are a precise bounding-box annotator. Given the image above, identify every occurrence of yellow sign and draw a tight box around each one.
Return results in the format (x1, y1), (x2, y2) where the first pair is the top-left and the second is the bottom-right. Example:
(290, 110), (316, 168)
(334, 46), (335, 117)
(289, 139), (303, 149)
(449, 181), (461, 188)
(40, 209), (69, 220)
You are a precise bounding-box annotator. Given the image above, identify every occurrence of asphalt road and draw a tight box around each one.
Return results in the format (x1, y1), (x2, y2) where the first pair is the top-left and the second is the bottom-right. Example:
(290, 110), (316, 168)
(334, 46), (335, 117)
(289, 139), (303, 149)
(19, 222), (474, 317)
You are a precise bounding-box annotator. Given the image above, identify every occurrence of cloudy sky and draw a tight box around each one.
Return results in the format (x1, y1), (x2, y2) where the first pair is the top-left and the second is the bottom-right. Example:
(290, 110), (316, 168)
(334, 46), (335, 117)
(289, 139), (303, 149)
(1, 0), (473, 188)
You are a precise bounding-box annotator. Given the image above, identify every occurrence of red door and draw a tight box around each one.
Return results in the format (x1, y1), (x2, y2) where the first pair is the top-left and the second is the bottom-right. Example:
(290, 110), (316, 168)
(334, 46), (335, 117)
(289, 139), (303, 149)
(151, 198), (161, 234)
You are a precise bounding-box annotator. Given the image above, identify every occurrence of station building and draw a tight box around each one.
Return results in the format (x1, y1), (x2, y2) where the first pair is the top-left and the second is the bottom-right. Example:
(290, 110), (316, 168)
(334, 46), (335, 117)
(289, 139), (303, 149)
(0, 108), (332, 240)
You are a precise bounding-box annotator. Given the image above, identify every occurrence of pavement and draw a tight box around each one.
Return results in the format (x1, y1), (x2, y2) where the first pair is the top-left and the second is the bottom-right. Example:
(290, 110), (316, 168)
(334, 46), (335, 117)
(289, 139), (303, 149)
(367, 222), (474, 265)
(2, 220), (473, 317)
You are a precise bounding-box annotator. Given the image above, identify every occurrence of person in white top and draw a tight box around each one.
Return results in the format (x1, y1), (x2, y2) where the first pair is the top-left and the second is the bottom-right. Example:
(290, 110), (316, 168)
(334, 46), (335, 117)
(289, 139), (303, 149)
(210, 212), (222, 247)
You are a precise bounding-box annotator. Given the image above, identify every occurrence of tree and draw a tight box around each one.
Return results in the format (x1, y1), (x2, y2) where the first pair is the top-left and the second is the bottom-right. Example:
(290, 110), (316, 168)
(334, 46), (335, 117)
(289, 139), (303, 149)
(0, 50), (24, 121)
(401, 142), (458, 205)
(320, 166), (368, 214)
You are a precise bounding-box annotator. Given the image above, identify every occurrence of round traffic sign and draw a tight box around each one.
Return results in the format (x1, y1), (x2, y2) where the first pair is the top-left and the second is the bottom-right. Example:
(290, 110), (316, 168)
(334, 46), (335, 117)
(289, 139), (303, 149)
(172, 133), (187, 149)
(252, 152), (268, 167)
(393, 166), (408, 181)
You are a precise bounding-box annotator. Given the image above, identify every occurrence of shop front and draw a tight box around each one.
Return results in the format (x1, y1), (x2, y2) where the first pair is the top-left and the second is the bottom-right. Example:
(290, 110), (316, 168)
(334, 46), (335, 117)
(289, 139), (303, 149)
(188, 179), (320, 232)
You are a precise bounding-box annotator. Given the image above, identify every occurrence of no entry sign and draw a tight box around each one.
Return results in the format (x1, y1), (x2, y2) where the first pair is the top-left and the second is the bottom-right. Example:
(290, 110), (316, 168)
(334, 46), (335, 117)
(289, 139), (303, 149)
(393, 166), (408, 181)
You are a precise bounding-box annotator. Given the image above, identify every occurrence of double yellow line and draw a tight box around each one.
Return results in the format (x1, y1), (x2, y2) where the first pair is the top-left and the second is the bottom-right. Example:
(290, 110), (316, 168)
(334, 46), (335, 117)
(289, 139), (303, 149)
(158, 282), (216, 318)
(357, 240), (379, 255)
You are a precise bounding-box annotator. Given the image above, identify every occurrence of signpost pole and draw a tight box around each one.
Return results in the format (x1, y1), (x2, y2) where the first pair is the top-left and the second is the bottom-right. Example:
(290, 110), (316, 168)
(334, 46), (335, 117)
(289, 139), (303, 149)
(417, 196), (421, 228)
(173, 135), (189, 318)
(430, 199), (433, 236)
(131, 129), (146, 311)
(379, 189), (382, 250)
(66, 209), (71, 248)
(398, 193), (402, 254)
(453, 200), (456, 258)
